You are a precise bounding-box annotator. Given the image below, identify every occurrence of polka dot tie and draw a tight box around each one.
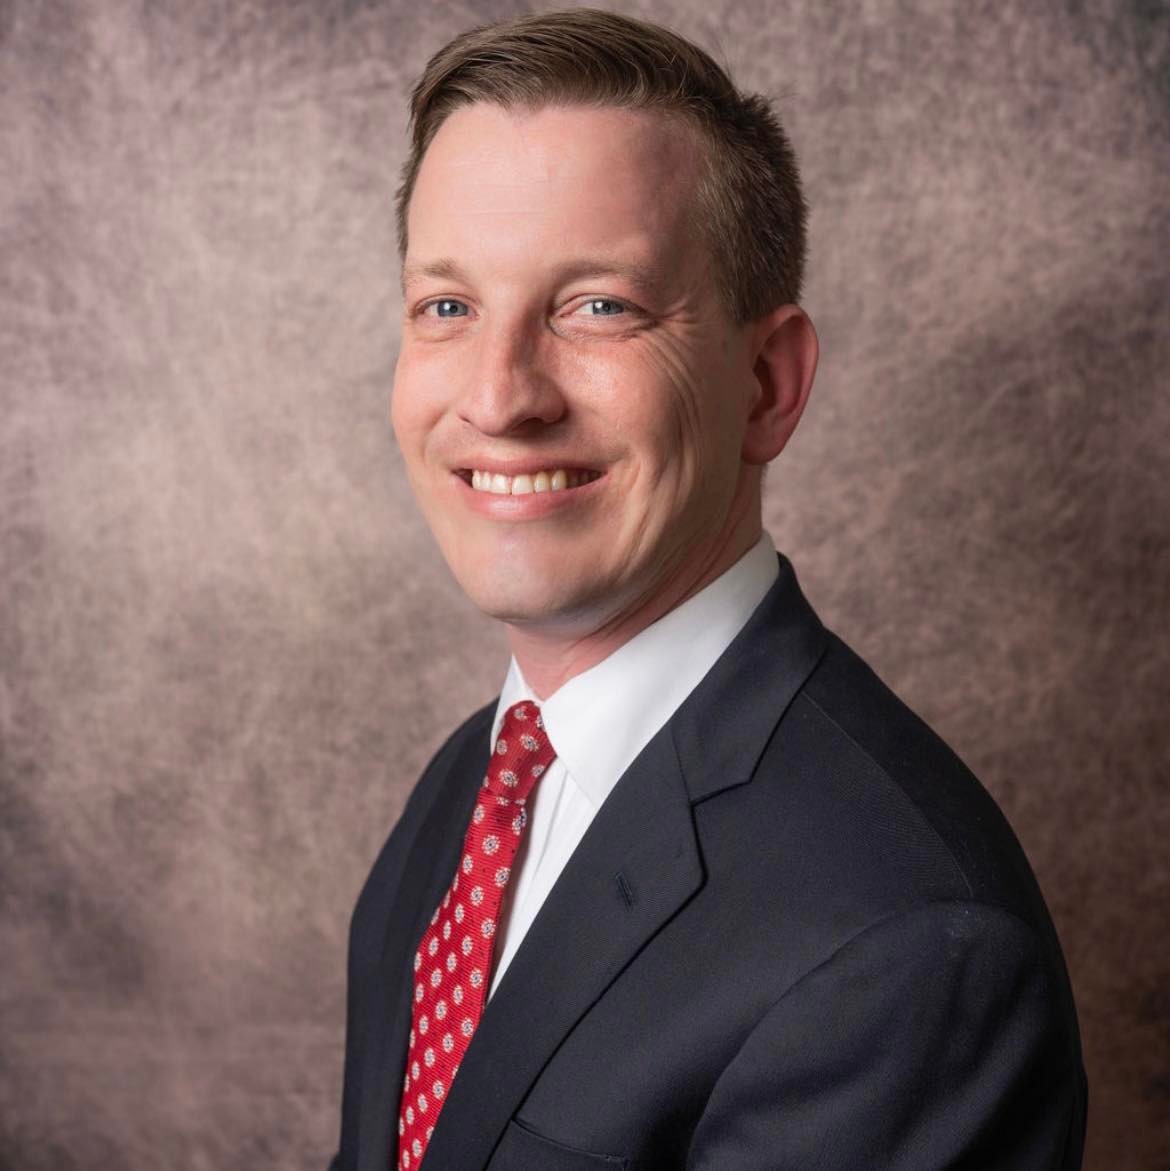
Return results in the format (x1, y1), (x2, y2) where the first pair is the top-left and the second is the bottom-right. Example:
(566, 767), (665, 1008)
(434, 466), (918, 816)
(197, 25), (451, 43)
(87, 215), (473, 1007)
(395, 700), (556, 1171)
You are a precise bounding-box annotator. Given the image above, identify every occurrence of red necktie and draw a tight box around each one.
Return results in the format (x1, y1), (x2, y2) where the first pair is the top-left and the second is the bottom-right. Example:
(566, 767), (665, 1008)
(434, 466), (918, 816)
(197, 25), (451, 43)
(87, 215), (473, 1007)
(396, 700), (556, 1170)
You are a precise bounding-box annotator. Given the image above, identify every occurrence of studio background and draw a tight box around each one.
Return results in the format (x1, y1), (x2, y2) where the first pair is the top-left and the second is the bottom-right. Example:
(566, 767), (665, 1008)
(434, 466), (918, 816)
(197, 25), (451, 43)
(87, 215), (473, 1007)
(2, 1), (1167, 1168)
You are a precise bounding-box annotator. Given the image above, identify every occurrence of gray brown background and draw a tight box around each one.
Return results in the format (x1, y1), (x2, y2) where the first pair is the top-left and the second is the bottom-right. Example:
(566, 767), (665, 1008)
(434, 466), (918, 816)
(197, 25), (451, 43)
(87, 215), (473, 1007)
(2, 0), (1168, 1167)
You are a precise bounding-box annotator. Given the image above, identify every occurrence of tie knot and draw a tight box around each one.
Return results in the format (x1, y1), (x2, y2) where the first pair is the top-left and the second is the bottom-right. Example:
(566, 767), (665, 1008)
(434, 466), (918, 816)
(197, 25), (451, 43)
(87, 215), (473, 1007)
(485, 701), (556, 801)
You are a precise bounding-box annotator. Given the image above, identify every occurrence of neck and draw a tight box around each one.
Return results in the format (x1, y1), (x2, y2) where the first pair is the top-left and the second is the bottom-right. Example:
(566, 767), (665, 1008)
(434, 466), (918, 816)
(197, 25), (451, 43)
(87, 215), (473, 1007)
(505, 503), (762, 700)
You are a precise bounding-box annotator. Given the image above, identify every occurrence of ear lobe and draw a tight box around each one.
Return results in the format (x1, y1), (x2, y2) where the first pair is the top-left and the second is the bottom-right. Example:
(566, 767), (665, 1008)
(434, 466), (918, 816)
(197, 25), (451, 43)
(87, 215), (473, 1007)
(742, 305), (819, 465)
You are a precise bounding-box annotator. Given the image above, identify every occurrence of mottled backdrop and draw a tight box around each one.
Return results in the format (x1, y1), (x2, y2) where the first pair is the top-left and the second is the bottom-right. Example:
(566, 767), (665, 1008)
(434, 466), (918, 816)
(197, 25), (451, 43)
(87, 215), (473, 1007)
(1, 0), (1167, 1167)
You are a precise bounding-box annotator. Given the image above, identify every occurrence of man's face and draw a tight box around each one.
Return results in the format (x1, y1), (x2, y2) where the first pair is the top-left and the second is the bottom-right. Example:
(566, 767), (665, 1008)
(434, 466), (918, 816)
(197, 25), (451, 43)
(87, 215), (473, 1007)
(393, 103), (765, 634)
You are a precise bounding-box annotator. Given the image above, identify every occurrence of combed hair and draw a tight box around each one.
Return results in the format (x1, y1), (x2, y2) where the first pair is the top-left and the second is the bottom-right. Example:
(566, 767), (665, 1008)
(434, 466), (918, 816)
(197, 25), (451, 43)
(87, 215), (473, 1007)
(395, 8), (807, 323)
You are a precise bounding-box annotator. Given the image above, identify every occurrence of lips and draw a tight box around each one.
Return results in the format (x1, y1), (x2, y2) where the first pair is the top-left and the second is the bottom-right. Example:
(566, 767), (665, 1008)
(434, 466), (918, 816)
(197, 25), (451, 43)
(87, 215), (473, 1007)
(459, 468), (604, 496)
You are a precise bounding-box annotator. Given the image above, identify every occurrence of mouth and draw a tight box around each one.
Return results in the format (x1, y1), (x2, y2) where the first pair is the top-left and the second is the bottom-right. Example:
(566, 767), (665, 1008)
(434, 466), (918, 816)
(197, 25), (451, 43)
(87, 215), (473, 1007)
(456, 467), (605, 496)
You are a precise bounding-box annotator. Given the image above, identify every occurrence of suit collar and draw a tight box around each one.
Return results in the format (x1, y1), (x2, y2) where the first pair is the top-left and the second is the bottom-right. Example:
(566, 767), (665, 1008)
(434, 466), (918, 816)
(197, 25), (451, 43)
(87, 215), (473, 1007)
(673, 552), (828, 803)
(491, 532), (781, 811)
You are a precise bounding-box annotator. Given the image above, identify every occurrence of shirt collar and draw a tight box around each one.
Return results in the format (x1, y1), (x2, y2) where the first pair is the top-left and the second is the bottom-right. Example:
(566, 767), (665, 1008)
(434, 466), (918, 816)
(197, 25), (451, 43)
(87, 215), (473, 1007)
(492, 531), (779, 809)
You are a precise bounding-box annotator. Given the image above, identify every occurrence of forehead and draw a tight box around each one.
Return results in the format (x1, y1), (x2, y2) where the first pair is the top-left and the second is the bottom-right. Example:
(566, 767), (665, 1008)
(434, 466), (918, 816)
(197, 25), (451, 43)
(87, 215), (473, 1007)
(405, 103), (707, 287)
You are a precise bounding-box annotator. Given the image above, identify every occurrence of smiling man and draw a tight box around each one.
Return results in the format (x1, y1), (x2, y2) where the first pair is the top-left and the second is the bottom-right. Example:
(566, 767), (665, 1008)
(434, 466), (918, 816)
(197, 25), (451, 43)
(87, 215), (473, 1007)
(331, 11), (1086, 1171)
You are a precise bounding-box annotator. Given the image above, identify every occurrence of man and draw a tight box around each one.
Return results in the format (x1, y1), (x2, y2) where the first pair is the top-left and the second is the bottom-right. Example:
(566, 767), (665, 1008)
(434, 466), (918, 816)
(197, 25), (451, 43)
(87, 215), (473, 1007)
(332, 10), (1087, 1170)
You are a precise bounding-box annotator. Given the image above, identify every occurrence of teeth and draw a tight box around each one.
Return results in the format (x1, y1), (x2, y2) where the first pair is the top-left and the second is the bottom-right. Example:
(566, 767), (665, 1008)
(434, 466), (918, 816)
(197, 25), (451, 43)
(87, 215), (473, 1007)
(467, 468), (600, 496)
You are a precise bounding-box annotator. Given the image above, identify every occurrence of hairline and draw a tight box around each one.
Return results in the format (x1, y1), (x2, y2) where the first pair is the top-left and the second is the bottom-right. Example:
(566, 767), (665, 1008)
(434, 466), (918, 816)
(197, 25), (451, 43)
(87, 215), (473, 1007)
(397, 97), (746, 322)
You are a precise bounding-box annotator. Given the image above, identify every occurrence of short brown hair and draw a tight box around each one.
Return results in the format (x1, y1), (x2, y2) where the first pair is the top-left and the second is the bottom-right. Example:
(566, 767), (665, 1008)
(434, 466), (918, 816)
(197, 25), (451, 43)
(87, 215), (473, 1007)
(395, 8), (807, 323)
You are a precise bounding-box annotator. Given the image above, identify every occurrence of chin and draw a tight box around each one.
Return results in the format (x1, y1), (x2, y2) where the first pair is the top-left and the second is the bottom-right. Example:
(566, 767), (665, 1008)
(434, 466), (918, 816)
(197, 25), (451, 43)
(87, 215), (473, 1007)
(460, 579), (574, 624)
(452, 559), (606, 628)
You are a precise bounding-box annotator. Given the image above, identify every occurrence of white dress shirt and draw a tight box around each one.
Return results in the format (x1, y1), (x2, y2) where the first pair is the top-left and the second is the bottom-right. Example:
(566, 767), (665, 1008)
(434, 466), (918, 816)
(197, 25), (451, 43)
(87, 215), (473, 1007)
(486, 531), (780, 999)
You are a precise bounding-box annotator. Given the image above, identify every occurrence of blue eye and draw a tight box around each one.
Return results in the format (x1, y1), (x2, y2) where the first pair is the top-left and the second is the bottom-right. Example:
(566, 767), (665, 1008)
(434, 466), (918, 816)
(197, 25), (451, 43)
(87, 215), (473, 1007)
(429, 299), (468, 317)
(582, 299), (625, 316)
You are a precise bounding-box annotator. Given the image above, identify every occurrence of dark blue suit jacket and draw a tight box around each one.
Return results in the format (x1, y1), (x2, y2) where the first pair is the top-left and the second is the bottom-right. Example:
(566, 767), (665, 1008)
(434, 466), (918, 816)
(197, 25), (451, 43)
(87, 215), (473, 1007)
(332, 554), (1087, 1169)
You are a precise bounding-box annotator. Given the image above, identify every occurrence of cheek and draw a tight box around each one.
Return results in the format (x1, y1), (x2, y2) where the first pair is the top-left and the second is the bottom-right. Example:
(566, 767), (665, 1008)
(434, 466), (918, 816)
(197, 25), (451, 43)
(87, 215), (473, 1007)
(612, 339), (731, 481)
(391, 347), (444, 456)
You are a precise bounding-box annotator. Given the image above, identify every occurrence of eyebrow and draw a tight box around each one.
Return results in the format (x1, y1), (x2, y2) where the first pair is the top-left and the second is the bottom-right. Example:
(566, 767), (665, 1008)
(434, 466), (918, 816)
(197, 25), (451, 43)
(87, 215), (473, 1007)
(401, 258), (468, 292)
(401, 256), (670, 300)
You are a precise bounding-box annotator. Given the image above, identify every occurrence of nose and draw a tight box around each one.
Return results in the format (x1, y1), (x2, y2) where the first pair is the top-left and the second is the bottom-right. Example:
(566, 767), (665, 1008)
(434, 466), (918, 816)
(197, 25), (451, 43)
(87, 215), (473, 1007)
(457, 315), (567, 436)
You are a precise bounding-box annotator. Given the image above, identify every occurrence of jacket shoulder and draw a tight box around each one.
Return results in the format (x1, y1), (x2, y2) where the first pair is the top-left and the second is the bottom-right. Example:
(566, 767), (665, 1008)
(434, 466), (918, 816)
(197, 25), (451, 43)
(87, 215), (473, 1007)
(793, 631), (1053, 929)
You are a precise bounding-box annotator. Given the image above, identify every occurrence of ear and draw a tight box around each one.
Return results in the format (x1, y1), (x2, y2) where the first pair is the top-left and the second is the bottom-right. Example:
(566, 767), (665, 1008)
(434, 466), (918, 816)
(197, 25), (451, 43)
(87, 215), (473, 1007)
(742, 305), (818, 465)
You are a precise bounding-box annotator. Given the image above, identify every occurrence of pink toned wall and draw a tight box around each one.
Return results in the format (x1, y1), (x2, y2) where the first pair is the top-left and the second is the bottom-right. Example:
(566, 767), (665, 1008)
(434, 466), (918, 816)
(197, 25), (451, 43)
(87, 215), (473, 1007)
(2, 1), (1167, 1167)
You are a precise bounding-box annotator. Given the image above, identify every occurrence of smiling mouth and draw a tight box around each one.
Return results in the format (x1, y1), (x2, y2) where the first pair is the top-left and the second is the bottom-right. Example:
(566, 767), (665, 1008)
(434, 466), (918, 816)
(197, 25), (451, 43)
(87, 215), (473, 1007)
(458, 468), (604, 496)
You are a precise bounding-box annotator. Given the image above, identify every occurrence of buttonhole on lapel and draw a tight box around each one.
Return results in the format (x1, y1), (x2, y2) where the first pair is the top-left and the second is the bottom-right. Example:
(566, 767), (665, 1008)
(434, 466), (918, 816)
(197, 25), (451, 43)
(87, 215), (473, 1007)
(615, 872), (635, 908)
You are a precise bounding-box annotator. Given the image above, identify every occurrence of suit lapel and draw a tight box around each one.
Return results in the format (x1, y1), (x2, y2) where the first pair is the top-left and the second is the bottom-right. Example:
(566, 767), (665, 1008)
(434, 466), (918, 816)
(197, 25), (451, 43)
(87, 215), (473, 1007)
(421, 724), (702, 1171)
(356, 723), (491, 1171)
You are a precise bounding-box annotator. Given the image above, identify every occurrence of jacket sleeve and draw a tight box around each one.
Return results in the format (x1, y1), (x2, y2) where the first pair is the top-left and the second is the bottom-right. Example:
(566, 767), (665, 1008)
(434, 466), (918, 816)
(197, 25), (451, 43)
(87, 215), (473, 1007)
(685, 900), (1086, 1170)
